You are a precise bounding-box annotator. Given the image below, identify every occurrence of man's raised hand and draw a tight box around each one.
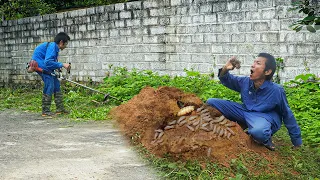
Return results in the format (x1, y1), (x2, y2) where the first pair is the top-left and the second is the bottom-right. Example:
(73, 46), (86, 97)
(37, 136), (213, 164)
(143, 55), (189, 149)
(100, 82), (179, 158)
(225, 56), (241, 70)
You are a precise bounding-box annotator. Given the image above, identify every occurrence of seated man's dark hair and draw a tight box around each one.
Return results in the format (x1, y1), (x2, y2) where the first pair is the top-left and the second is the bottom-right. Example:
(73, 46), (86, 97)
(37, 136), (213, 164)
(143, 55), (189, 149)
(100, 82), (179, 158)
(258, 53), (276, 81)
(54, 32), (70, 44)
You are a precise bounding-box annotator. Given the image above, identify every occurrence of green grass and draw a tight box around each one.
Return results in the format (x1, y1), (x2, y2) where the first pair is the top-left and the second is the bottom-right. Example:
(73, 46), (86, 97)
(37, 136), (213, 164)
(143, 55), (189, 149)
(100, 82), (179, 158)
(1, 68), (319, 179)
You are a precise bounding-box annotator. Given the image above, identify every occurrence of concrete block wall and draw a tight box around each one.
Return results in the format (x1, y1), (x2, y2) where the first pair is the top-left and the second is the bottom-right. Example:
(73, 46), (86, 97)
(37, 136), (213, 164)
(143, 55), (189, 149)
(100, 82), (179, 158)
(0, 0), (319, 86)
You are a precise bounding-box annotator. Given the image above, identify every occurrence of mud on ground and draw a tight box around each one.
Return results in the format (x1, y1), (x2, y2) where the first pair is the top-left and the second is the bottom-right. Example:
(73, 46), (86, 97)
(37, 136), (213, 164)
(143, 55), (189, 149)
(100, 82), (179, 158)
(110, 86), (275, 166)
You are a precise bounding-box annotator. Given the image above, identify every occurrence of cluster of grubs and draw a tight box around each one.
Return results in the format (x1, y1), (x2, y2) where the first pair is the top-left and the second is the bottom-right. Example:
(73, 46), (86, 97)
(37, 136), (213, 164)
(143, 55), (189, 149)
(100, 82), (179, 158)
(152, 105), (236, 144)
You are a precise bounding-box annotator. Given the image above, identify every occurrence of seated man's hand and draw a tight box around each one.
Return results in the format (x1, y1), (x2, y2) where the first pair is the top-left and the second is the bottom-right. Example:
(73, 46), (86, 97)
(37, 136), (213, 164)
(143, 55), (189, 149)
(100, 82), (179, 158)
(225, 57), (241, 70)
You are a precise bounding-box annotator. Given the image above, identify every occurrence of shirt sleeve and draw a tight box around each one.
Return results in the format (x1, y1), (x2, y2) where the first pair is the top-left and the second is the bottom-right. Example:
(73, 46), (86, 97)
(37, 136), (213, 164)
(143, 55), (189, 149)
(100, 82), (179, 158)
(44, 43), (63, 71)
(279, 87), (302, 146)
(218, 68), (246, 93)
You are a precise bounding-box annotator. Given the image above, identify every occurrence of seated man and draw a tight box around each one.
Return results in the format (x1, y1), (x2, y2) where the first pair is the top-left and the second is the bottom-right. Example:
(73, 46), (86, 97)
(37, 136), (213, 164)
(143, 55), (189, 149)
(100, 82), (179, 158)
(207, 53), (302, 150)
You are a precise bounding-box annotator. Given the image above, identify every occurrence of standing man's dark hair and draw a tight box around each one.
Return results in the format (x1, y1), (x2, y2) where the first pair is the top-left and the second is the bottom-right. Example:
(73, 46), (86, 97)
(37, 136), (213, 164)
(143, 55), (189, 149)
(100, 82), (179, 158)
(258, 53), (276, 81)
(54, 32), (70, 44)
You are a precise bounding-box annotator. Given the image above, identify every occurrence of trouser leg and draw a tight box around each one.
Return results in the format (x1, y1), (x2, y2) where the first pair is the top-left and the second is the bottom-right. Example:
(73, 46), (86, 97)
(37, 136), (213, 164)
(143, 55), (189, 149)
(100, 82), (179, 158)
(54, 91), (69, 114)
(42, 94), (54, 116)
(206, 98), (247, 129)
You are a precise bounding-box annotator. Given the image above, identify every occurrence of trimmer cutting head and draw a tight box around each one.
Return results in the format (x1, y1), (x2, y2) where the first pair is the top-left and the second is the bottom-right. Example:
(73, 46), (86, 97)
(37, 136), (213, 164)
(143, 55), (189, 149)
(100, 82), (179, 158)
(103, 94), (110, 102)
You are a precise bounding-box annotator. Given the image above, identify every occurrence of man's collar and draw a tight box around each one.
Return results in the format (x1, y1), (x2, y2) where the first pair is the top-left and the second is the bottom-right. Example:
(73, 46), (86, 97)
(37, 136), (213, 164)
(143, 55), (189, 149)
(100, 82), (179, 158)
(249, 80), (271, 90)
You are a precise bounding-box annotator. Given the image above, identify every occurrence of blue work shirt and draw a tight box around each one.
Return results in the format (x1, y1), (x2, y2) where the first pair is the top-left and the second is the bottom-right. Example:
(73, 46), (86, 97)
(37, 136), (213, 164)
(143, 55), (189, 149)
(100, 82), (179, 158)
(32, 42), (63, 73)
(219, 70), (302, 146)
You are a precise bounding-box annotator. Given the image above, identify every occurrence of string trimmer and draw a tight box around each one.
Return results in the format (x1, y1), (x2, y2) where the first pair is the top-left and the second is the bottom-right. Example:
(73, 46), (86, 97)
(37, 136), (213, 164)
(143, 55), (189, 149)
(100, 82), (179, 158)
(58, 67), (120, 103)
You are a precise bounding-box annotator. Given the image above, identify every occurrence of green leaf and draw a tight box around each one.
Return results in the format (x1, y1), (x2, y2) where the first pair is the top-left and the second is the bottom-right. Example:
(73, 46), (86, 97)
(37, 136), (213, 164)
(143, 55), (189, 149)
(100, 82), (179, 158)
(295, 26), (303, 32)
(306, 25), (316, 32)
(303, 16), (316, 21)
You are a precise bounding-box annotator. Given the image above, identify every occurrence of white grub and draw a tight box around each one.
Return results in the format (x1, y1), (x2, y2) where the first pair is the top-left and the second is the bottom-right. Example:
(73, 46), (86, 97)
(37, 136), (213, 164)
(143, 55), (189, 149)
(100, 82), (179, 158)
(157, 138), (164, 144)
(195, 124), (200, 130)
(196, 106), (204, 112)
(168, 120), (177, 125)
(192, 119), (200, 126)
(226, 127), (235, 135)
(212, 124), (217, 133)
(158, 131), (164, 139)
(200, 126), (210, 132)
(164, 125), (175, 130)
(218, 115), (225, 121)
(178, 120), (187, 126)
(215, 126), (221, 134)
(225, 122), (236, 127)
(207, 147), (212, 157)
(201, 109), (209, 114)
(188, 115), (198, 121)
(211, 116), (225, 123)
(227, 132), (231, 139)
(153, 132), (159, 140)
(155, 129), (163, 133)
(177, 106), (195, 116)
(219, 119), (228, 125)
(201, 123), (209, 127)
(224, 129), (228, 137)
(187, 125), (195, 131)
(219, 128), (224, 137)
(177, 116), (186, 123)
(201, 112), (211, 117)
(202, 116), (212, 122)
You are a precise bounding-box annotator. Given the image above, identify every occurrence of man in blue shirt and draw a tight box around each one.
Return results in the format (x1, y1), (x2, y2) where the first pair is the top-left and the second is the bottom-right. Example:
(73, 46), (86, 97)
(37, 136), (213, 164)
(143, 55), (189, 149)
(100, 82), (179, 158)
(32, 32), (71, 117)
(207, 53), (302, 150)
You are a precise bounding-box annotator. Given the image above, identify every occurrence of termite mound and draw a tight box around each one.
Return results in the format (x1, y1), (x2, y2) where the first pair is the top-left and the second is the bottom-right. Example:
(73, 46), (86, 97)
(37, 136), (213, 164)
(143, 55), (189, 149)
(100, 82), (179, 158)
(110, 86), (270, 164)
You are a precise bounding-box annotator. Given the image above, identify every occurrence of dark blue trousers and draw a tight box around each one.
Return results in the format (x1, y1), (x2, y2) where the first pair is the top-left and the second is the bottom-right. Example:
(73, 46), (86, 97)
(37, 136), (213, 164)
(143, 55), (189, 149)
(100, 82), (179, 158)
(38, 73), (61, 96)
(207, 98), (280, 144)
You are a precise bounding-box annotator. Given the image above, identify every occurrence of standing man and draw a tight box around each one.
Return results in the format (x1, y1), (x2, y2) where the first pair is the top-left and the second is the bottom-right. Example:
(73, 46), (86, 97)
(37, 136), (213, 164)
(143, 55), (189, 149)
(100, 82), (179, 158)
(32, 32), (71, 117)
(207, 53), (302, 150)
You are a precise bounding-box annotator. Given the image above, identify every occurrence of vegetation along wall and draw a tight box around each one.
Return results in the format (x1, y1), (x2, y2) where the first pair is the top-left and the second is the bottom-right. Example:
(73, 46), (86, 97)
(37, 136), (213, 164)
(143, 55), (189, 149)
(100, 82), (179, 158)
(0, 0), (319, 86)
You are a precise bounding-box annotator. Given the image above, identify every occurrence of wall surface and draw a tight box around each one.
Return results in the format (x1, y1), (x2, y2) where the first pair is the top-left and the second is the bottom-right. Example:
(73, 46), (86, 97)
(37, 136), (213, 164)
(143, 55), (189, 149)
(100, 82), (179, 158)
(0, 0), (319, 86)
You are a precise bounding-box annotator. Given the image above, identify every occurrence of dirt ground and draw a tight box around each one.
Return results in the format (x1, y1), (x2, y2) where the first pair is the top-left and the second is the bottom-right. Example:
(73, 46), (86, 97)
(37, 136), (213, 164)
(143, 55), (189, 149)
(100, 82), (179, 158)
(0, 109), (159, 180)
(110, 86), (275, 166)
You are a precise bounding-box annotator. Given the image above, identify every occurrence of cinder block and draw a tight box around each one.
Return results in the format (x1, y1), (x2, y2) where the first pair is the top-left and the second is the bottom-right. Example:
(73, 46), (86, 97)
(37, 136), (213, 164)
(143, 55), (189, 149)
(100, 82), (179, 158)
(216, 34), (230, 42)
(204, 34), (217, 43)
(227, 1), (240, 11)
(204, 14), (217, 23)
(150, 9), (165, 17)
(150, 26), (165, 35)
(257, 0), (273, 8)
(171, 0), (181, 6)
(181, 16), (192, 24)
(192, 15), (204, 23)
(191, 34), (204, 43)
(261, 9), (276, 19)
(241, 1), (258, 10)
(126, 1), (142, 10)
(115, 3), (125, 11)
(143, 1), (159, 9)
(253, 22), (269, 31)
(213, 2), (227, 12)
(212, 44), (223, 53)
(126, 19), (141, 27)
(151, 62), (166, 70)
(231, 33), (245, 42)
(261, 33), (279, 42)
(143, 17), (159, 26)
(120, 28), (131, 36)
(120, 11), (132, 19)
(200, 4), (212, 14)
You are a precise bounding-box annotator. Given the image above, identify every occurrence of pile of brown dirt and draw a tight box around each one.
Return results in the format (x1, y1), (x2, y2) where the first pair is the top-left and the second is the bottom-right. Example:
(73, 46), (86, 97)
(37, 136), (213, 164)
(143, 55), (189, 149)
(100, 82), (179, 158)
(110, 86), (272, 165)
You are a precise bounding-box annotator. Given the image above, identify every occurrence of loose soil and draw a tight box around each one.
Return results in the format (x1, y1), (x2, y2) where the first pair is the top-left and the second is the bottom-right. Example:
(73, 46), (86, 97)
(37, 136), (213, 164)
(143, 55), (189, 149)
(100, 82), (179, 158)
(110, 86), (279, 169)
